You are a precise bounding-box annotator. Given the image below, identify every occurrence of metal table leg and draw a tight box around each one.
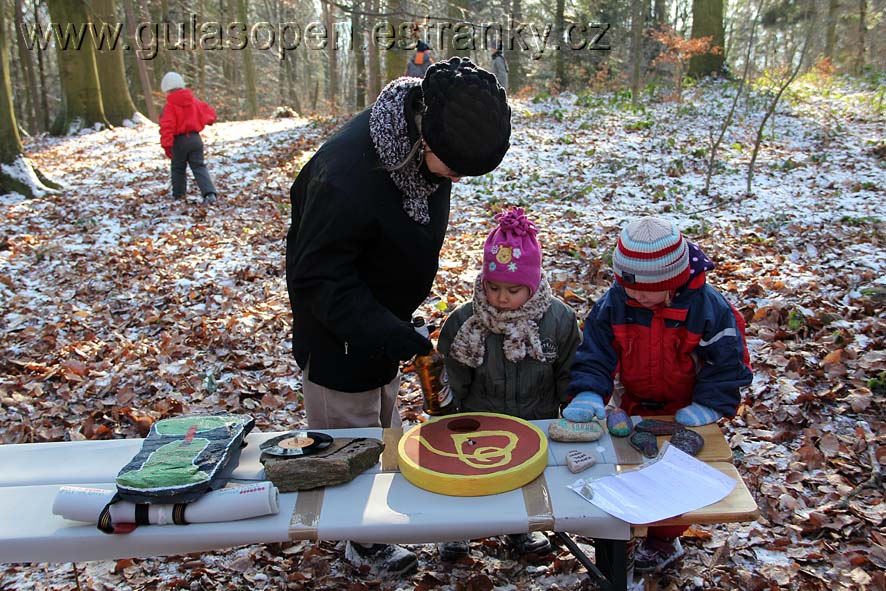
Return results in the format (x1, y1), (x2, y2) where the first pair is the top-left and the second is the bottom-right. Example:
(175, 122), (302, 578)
(593, 537), (630, 591)
(554, 532), (627, 591)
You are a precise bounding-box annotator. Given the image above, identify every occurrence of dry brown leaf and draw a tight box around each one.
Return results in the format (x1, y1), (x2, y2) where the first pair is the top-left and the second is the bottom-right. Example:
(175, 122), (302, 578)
(821, 349), (844, 365)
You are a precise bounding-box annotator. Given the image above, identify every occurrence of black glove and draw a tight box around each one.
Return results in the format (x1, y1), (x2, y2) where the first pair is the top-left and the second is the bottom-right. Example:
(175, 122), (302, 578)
(382, 323), (433, 361)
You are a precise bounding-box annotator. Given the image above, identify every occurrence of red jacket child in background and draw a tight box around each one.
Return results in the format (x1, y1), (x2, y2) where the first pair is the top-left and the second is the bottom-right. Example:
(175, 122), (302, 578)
(159, 72), (218, 205)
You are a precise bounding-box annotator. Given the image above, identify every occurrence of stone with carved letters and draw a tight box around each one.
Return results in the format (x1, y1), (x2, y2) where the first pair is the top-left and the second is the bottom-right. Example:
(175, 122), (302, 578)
(548, 418), (605, 442)
(565, 449), (597, 473)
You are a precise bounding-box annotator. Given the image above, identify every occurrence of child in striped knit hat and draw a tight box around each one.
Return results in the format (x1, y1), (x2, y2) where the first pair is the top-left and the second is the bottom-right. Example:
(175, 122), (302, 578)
(564, 216), (752, 573)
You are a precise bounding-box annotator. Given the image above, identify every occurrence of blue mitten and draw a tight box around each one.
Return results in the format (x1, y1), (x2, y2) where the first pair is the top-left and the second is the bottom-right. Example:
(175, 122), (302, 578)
(562, 392), (606, 422)
(675, 403), (722, 426)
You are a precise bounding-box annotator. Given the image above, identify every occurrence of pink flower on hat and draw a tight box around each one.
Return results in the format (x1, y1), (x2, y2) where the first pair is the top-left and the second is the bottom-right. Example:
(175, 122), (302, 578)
(482, 207), (543, 294)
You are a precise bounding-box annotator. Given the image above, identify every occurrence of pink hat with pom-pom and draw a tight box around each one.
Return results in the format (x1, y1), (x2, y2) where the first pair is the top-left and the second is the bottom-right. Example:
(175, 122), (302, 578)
(482, 207), (543, 294)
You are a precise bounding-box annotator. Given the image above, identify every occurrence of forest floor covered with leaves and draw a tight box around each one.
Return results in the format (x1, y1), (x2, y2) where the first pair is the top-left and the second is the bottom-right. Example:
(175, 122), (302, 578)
(1, 75), (884, 591)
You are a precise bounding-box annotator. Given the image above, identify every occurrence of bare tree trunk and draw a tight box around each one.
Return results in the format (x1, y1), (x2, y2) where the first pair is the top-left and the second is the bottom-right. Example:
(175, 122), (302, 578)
(197, 0), (206, 96)
(237, 0), (258, 116)
(151, 0), (171, 88)
(92, 0), (141, 125)
(34, 1), (51, 131)
(854, 0), (866, 74)
(281, 0), (301, 113)
(367, 0), (380, 99)
(509, 0), (525, 92)
(0, 6), (60, 197)
(824, 0), (839, 61)
(630, 0), (644, 104)
(554, 0), (565, 90)
(688, 0), (725, 77)
(353, 0), (366, 109)
(384, 0), (407, 85)
(323, 0), (337, 113)
(13, 0), (40, 132)
(311, 78), (319, 111)
(654, 0), (668, 23)
(123, 0), (158, 121)
(47, 0), (110, 134)
(221, 0), (237, 109)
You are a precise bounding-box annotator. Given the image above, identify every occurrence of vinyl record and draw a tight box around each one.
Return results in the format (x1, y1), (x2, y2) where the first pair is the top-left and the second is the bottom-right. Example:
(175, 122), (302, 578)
(260, 431), (333, 458)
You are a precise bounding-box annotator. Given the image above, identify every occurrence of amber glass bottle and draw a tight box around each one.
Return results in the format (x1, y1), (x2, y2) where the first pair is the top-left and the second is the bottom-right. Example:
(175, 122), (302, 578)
(412, 318), (453, 416)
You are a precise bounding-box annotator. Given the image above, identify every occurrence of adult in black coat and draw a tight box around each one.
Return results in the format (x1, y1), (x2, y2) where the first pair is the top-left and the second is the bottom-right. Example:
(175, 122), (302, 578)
(285, 57), (511, 575)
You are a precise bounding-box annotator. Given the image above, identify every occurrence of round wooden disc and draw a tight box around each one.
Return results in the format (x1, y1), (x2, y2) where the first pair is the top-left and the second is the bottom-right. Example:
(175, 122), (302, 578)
(397, 412), (548, 496)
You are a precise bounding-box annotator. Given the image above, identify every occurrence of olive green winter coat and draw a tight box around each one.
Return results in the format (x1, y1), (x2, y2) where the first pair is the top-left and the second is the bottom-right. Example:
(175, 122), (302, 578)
(437, 298), (581, 420)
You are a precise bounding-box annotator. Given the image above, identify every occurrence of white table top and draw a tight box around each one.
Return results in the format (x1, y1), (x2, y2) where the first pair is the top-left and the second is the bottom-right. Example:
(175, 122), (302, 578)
(0, 422), (631, 564)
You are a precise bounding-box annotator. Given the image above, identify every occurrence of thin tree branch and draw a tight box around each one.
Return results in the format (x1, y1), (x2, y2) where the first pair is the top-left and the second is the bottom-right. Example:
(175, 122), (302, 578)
(704, 1), (760, 195)
(746, 18), (814, 195)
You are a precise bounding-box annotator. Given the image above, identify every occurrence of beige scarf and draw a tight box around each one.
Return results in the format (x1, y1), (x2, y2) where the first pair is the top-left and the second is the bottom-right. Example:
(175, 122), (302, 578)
(448, 274), (552, 368)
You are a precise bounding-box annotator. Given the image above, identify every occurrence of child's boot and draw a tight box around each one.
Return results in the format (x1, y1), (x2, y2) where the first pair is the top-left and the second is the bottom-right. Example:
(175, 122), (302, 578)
(506, 532), (552, 555)
(344, 541), (418, 576)
(437, 540), (469, 561)
(634, 537), (684, 573)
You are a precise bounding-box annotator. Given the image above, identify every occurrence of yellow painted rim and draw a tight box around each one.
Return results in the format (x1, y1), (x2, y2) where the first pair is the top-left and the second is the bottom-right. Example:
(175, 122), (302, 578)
(397, 412), (548, 497)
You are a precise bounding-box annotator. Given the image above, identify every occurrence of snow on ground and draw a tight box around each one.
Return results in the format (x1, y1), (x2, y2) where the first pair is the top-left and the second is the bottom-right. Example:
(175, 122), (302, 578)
(1, 79), (884, 590)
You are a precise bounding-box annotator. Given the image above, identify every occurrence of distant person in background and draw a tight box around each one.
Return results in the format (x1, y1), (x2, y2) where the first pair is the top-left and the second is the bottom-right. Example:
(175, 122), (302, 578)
(491, 41), (509, 92)
(405, 40), (434, 77)
(159, 71), (218, 205)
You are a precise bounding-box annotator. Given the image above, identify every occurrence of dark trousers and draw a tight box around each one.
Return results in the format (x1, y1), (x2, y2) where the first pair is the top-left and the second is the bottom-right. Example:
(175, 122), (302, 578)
(170, 132), (216, 198)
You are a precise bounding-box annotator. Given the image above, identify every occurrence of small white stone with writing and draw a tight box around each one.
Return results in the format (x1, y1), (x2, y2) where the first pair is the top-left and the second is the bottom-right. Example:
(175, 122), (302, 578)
(566, 449), (596, 473)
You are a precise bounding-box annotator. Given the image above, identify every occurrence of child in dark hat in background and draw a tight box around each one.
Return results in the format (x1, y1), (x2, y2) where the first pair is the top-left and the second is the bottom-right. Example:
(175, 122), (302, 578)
(159, 71), (219, 205)
(564, 216), (753, 573)
(436, 207), (581, 561)
(287, 57), (511, 577)
(406, 40), (434, 77)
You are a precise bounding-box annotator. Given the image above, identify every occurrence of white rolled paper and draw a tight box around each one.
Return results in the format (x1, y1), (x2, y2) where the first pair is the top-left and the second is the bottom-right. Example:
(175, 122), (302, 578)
(51, 486), (117, 523)
(52, 482), (279, 526)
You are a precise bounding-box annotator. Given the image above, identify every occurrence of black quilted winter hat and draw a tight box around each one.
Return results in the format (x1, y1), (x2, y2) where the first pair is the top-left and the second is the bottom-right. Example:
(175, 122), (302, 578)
(421, 57), (511, 177)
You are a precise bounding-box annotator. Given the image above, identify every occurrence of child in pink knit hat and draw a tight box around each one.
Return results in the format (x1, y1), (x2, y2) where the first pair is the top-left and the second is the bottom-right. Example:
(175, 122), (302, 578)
(435, 207), (581, 561)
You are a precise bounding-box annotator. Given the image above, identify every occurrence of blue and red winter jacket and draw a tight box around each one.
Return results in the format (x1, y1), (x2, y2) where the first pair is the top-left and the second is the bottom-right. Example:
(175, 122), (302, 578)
(567, 263), (752, 417)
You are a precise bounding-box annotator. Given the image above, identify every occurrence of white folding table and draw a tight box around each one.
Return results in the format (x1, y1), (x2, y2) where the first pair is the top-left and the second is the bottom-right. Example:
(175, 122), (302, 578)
(0, 419), (757, 591)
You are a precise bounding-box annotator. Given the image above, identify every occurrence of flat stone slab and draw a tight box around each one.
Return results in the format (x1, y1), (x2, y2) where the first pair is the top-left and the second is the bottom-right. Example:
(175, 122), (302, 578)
(548, 418), (604, 442)
(261, 437), (384, 492)
(635, 419), (681, 436)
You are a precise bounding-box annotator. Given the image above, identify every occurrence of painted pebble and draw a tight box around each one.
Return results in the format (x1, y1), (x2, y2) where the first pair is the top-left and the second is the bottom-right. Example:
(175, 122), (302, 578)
(606, 408), (633, 437)
(670, 428), (705, 456)
(565, 449), (597, 473)
(634, 419), (681, 436)
(548, 418), (605, 442)
(629, 431), (659, 458)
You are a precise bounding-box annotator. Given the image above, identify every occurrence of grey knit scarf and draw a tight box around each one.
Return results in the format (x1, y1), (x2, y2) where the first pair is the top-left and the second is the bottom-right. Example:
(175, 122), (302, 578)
(448, 274), (553, 368)
(369, 77), (440, 225)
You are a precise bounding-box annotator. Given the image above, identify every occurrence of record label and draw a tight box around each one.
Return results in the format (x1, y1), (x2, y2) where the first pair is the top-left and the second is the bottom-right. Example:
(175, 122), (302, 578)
(261, 431), (333, 458)
(279, 436), (315, 450)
